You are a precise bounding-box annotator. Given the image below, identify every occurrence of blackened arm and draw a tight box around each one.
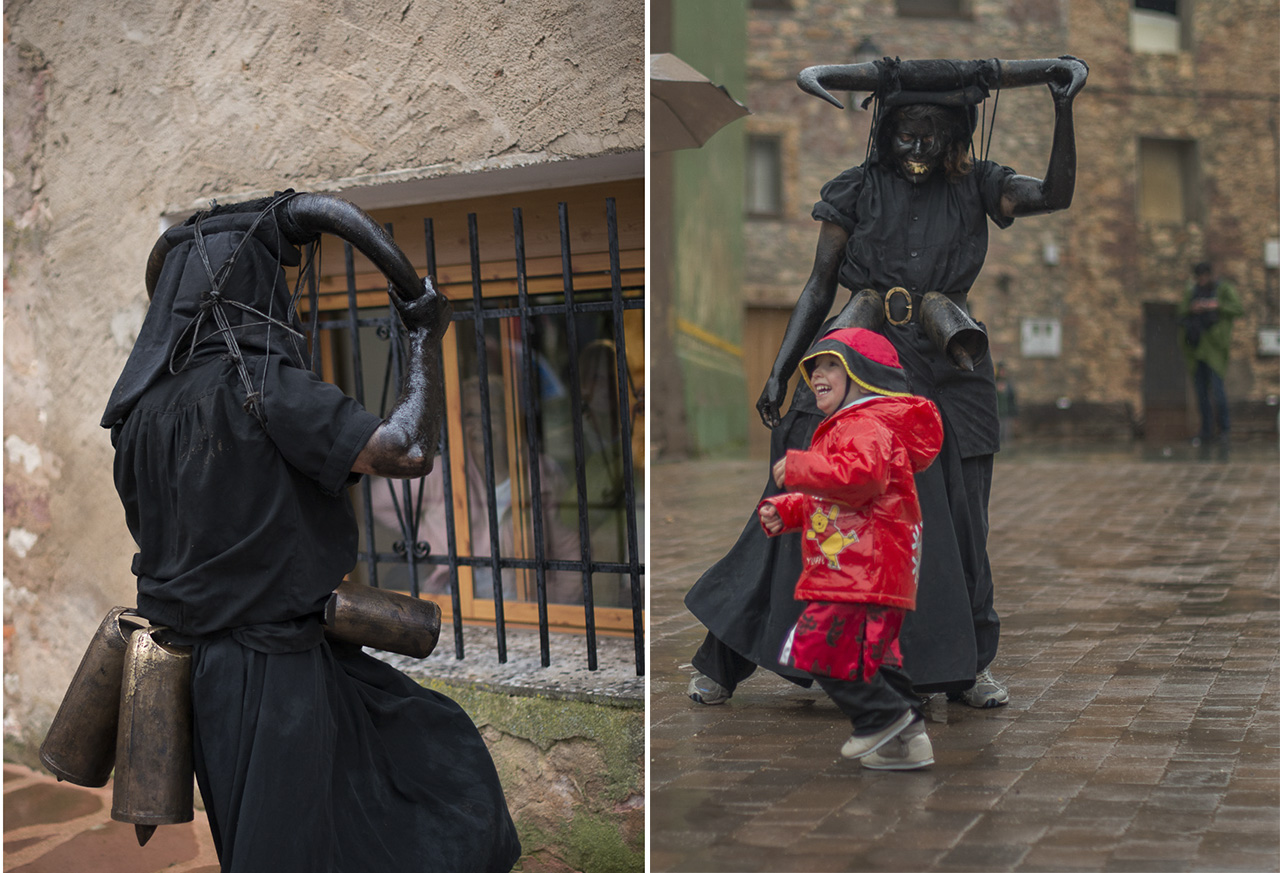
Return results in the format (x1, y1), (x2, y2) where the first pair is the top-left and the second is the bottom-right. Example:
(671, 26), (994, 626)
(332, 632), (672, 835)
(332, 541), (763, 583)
(352, 284), (451, 478)
(756, 221), (849, 428)
(1000, 58), (1087, 218)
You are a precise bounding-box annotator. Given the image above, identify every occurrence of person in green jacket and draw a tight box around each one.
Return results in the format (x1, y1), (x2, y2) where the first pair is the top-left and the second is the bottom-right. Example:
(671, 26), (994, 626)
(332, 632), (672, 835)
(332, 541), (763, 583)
(1178, 261), (1243, 450)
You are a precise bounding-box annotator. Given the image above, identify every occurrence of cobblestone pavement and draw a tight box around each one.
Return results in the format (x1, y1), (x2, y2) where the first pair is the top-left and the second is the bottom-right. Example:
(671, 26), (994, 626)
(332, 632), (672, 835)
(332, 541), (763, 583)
(650, 446), (1280, 872)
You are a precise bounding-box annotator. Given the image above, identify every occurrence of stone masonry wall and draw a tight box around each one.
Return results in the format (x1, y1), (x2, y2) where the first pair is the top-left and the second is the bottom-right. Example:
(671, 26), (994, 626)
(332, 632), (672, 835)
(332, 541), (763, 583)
(743, 0), (1279, 434)
(424, 682), (644, 873)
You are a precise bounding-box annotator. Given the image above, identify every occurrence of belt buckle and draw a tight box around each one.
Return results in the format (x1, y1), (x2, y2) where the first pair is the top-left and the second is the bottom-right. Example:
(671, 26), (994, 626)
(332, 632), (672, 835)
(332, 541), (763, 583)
(884, 287), (912, 326)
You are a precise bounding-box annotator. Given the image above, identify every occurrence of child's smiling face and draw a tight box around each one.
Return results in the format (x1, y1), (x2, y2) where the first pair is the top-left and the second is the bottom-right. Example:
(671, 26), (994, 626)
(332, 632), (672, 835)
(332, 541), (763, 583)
(810, 354), (850, 416)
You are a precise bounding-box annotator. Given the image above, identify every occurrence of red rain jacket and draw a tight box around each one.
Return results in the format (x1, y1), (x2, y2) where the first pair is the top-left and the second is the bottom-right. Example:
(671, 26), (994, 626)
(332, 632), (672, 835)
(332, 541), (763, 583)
(759, 394), (943, 610)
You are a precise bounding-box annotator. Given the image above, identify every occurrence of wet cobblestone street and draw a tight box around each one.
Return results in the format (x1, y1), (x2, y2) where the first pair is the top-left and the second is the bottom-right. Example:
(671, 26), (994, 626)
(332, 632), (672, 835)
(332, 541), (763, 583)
(650, 447), (1280, 872)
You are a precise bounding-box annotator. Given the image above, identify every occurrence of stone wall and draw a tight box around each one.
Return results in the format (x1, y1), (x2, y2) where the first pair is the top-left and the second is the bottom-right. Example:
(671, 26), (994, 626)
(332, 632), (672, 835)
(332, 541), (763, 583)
(3, 3), (642, 867)
(743, 0), (1279, 434)
(429, 682), (644, 873)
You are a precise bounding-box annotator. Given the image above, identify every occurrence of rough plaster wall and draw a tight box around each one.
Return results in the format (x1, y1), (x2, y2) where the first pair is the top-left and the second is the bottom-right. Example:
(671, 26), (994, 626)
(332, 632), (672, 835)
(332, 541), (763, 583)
(2, 0), (642, 756)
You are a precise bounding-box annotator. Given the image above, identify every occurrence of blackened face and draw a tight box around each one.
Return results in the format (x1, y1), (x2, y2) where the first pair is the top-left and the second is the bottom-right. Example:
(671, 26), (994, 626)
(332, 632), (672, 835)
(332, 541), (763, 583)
(891, 117), (948, 184)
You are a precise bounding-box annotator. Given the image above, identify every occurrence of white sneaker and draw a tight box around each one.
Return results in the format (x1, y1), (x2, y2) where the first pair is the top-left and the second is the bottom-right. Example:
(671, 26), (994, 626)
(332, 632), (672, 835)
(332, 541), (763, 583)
(687, 673), (731, 705)
(956, 668), (1009, 708)
(860, 720), (934, 770)
(840, 710), (915, 759)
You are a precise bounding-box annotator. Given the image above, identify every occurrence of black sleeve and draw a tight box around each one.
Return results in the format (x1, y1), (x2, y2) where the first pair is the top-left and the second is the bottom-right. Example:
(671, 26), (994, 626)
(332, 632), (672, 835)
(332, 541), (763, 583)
(811, 166), (864, 234)
(258, 357), (383, 496)
(976, 160), (1017, 230)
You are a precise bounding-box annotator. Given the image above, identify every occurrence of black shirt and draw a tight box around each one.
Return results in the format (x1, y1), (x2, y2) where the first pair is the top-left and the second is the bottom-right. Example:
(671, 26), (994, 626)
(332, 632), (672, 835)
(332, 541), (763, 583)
(812, 159), (1016, 458)
(112, 354), (382, 651)
(813, 159), (1015, 297)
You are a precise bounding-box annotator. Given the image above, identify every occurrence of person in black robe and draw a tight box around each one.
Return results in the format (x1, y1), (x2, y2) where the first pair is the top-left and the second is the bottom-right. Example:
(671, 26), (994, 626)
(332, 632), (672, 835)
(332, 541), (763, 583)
(685, 57), (1087, 707)
(102, 193), (521, 873)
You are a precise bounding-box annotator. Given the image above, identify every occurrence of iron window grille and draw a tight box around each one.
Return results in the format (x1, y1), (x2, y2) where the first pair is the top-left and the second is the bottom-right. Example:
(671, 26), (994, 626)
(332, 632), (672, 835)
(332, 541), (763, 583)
(298, 197), (645, 676)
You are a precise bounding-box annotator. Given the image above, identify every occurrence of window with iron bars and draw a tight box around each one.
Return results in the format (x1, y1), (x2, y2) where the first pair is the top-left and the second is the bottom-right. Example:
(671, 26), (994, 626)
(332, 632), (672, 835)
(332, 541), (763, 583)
(293, 183), (645, 675)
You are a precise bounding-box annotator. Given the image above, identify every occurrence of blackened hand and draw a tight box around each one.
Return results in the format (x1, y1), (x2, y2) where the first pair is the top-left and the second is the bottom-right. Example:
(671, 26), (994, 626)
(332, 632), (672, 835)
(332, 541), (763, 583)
(392, 277), (452, 336)
(1050, 56), (1089, 102)
(757, 377), (786, 429)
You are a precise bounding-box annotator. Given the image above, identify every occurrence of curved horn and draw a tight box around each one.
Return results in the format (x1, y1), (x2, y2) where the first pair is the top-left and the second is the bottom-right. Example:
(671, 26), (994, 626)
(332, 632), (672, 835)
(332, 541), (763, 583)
(799, 57), (1088, 108)
(279, 192), (427, 303)
(142, 192), (434, 303)
(796, 62), (882, 109)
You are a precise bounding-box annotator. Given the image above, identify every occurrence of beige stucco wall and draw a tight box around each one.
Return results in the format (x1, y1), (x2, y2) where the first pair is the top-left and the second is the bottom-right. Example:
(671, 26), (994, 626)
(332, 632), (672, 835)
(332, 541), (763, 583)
(3, 0), (642, 755)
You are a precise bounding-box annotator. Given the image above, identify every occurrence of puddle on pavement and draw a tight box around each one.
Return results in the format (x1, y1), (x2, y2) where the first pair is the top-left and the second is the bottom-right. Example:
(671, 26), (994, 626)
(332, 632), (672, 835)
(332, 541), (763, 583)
(3, 783), (102, 831)
(1177, 589), (1279, 616)
(1136, 579), (1280, 617)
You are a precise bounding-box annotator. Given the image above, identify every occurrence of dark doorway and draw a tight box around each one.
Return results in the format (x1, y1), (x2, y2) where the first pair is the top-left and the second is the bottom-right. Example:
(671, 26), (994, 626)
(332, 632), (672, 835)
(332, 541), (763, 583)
(1142, 301), (1190, 442)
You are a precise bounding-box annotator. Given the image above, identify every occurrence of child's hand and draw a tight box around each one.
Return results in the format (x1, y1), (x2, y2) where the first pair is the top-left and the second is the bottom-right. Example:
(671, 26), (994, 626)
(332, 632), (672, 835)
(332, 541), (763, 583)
(771, 457), (787, 489)
(759, 502), (784, 535)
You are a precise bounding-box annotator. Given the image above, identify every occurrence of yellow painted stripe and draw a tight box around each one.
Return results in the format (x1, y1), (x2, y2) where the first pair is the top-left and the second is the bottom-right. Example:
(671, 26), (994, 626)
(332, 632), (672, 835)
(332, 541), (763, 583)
(676, 318), (743, 358)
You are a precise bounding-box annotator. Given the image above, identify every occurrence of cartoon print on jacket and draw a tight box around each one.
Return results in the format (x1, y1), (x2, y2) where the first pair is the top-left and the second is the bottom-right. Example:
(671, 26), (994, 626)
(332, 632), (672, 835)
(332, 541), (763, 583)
(806, 504), (859, 569)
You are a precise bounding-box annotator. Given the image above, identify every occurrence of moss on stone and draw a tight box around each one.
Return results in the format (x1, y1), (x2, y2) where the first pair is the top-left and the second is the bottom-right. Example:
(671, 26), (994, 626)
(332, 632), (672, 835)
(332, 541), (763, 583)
(416, 679), (643, 800)
(561, 811), (643, 873)
(509, 811), (641, 873)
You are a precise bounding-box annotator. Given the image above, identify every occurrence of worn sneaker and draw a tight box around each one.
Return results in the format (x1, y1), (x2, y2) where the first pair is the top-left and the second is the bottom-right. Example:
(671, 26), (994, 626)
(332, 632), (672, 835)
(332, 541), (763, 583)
(840, 709), (915, 759)
(687, 673), (731, 705)
(952, 668), (1009, 708)
(860, 720), (934, 770)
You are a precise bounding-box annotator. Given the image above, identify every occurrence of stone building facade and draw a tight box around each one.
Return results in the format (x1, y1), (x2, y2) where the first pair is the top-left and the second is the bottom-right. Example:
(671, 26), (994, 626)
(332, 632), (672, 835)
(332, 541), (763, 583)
(4, 2), (642, 868)
(739, 0), (1278, 455)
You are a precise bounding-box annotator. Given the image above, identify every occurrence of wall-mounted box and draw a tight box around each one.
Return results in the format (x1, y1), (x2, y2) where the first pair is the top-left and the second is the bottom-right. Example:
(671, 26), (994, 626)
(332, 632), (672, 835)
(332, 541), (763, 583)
(1021, 318), (1062, 358)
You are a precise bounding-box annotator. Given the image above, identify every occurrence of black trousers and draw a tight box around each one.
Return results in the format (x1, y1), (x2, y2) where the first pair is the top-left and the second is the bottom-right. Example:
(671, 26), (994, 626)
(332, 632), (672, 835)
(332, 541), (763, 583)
(691, 631), (772, 694)
(817, 667), (919, 734)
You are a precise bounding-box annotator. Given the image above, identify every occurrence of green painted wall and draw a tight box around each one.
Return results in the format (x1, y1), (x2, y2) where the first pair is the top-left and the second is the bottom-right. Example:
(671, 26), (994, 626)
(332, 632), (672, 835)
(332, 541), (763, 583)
(670, 0), (751, 457)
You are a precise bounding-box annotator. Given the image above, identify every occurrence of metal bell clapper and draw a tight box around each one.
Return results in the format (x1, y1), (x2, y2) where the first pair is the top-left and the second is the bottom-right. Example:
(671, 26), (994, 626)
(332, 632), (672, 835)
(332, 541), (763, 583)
(111, 626), (194, 847)
(920, 291), (989, 371)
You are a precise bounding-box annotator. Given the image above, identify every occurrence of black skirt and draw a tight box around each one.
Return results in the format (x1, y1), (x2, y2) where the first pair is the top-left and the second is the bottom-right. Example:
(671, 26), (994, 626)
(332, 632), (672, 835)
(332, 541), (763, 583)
(683, 394), (820, 683)
(190, 637), (521, 873)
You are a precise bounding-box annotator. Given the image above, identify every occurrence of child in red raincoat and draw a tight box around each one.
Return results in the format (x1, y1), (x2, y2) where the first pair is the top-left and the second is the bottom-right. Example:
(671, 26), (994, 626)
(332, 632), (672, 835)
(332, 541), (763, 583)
(759, 328), (943, 769)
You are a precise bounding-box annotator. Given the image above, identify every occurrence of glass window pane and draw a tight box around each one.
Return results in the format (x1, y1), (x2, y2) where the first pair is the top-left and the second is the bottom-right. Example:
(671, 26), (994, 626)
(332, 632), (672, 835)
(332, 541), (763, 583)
(747, 137), (782, 216)
(302, 188), (646, 640)
(1131, 6), (1182, 53)
(896, 0), (967, 19)
(1139, 139), (1195, 223)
